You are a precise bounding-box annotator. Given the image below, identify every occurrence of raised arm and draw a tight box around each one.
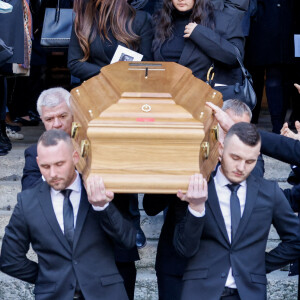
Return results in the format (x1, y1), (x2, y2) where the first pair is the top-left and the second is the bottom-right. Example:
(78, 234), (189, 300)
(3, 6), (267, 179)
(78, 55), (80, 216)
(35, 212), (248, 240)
(85, 175), (136, 249)
(259, 130), (300, 167)
(173, 174), (208, 258)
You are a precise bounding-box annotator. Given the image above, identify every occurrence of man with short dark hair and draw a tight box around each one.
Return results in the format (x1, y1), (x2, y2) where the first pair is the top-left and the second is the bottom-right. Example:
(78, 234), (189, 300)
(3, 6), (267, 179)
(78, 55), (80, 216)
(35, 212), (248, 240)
(0, 129), (135, 300)
(143, 100), (264, 300)
(174, 122), (300, 300)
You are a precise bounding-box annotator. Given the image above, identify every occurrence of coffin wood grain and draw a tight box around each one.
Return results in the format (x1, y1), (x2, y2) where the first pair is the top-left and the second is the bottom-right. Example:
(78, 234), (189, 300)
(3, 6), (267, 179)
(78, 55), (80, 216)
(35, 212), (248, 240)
(70, 61), (223, 193)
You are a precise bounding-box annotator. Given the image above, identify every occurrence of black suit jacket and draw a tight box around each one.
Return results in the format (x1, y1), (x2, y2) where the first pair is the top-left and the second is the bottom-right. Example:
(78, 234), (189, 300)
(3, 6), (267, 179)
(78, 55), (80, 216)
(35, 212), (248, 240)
(143, 158), (265, 276)
(260, 130), (300, 167)
(22, 144), (42, 190)
(21, 144), (139, 262)
(0, 181), (136, 300)
(153, 6), (245, 84)
(173, 174), (300, 300)
(68, 10), (153, 81)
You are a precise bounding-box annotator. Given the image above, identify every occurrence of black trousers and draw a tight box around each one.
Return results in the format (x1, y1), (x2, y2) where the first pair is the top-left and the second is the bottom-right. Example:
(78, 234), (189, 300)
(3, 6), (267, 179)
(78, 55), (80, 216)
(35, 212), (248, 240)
(116, 261), (136, 300)
(156, 272), (183, 300)
(220, 295), (241, 300)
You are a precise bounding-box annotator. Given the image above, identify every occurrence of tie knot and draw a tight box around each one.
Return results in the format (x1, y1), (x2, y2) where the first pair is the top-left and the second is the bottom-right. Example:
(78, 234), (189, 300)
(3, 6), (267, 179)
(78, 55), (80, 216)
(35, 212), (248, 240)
(61, 189), (72, 198)
(227, 184), (240, 193)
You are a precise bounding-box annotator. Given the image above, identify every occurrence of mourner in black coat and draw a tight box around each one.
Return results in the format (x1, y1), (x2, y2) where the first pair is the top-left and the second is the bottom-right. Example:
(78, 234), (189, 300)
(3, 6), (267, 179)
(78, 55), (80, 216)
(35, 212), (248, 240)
(152, 0), (247, 90)
(68, 0), (153, 81)
(173, 123), (300, 300)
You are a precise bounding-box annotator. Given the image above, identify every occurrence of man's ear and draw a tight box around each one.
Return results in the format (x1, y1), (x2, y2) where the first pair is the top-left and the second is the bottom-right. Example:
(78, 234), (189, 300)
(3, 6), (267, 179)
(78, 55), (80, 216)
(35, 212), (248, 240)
(36, 156), (39, 166)
(72, 150), (80, 165)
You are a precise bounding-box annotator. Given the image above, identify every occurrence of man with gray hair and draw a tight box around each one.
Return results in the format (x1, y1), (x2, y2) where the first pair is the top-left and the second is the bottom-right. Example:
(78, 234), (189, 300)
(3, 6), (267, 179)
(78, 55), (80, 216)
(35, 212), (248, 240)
(36, 87), (73, 135)
(218, 99), (252, 144)
(222, 99), (252, 122)
(22, 87), (73, 190)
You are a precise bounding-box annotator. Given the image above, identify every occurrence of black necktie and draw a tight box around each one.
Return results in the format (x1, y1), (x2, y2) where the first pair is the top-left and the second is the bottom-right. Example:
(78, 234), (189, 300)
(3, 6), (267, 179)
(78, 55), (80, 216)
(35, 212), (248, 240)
(61, 189), (74, 247)
(227, 184), (241, 242)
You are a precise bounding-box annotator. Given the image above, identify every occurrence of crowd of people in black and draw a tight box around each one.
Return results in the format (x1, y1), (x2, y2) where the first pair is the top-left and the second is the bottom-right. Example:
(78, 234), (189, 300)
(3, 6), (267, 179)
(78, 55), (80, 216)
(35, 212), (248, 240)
(0, 0), (300, 300)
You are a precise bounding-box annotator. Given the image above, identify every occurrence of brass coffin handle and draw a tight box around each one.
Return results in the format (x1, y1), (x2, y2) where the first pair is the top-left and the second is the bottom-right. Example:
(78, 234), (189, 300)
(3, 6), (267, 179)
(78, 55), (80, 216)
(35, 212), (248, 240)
(201, 142), (210, 160)
(80, 140), (90, 158)
(211, 125), (219, 142)
(71, 122), (81, 139)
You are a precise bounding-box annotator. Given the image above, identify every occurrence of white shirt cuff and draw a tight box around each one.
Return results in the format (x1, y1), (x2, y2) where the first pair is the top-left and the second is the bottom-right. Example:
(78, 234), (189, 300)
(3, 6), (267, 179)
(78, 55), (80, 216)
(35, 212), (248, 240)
(188, 205), (205, 217)
(92, 203), (109, 211)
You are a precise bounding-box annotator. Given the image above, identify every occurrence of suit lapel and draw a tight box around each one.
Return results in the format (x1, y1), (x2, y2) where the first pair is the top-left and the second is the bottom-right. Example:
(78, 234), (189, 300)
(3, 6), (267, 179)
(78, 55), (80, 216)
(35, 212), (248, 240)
(73, 182), (90, 251)
(207, 179), (230, 246)
(38, 182), (71, 253)
(231, 174), (259, 246)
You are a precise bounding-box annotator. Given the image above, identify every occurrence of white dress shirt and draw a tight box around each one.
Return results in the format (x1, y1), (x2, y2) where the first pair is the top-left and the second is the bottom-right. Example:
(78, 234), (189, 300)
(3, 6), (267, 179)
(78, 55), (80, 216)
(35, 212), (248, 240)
(214, 167), (247, 288)
(50, 171), (109, 233)
(189, 166), (247, 289)
(50, 171), (82, 232)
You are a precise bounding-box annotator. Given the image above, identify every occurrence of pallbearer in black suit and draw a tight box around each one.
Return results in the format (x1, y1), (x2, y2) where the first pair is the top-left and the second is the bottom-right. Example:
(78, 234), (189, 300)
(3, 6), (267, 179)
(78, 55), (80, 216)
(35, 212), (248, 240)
(143, 99), (265, 300)
(1, 129), (136, 300)
(21, 87), (142, 300)
(173, 123), (300, 300)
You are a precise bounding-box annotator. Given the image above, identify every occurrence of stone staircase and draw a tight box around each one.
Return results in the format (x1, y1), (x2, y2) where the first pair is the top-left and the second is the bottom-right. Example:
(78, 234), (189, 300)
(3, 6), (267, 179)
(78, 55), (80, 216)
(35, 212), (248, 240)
(0, 117), (299, 299)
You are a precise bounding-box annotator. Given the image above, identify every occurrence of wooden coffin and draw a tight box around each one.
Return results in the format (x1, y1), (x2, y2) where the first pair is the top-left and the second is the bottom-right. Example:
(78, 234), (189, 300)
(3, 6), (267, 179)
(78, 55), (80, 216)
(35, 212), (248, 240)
(70, 61), (223, 193)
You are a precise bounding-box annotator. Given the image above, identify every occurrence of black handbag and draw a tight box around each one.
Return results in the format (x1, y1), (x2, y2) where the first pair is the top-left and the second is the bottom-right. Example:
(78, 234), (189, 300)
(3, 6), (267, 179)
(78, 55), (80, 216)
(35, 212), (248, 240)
(40, 0), (73, 49)
(212, 46), (257, 110)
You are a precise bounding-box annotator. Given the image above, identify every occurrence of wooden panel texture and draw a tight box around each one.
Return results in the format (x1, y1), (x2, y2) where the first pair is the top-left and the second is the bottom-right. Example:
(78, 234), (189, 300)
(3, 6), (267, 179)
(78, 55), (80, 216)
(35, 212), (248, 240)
(70, 62), (223, 193)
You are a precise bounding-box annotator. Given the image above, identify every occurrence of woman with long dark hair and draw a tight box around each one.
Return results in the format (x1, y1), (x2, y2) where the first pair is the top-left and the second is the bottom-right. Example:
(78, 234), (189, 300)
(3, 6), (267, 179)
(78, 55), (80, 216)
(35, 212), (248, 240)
(68, 0), (153, 81)
(153, 0), (245, 86)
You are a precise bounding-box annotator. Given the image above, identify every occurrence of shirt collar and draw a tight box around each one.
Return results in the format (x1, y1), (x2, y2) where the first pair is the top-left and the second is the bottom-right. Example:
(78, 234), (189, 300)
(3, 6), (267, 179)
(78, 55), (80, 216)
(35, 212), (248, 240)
(51, 170), (81, 195)
(215, 166), (246, 188)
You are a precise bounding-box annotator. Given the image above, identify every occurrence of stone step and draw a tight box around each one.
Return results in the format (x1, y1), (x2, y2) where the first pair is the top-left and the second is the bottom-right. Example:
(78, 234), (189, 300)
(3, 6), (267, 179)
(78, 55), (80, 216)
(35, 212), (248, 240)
(263, 155), (292, 182)
(136, 240), (157, 269)
(267, 270), (299, 300)
(0, 145), (26, 180)
(0, 182), (21, 211)
(135, 268), (158, 300)
(0, 211), (12, 242)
